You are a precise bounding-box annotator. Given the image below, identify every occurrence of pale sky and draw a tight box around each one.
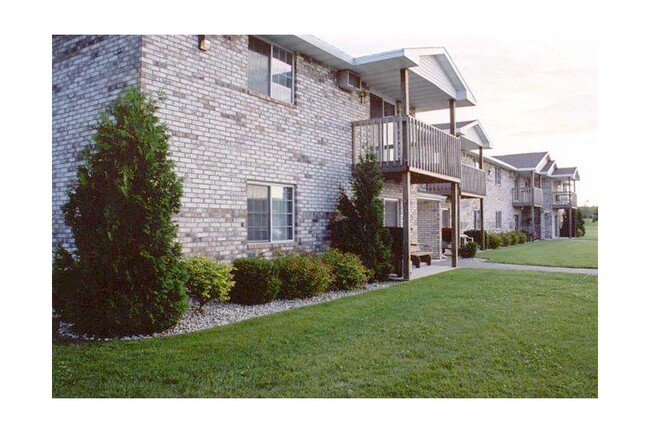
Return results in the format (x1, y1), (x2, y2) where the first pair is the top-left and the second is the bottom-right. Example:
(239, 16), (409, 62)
(317, 35), (598, 206)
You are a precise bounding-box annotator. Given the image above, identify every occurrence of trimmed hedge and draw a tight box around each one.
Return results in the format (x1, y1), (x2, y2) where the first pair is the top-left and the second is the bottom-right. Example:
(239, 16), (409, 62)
(459, 241), (478, 258)
(185, 257), (234, 310)
(487, 233), (502, 249)
(276, 253), (332, 299)
(322, 249), (370, 291)
(499, 232), (511, 247)
(231, 257), (280, 305)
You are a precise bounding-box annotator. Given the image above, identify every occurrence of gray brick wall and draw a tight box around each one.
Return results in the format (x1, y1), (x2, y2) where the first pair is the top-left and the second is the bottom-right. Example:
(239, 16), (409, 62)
(138, 35), (370, 260)
(52, 35), (142, 250)
(457, 154), (520, 233)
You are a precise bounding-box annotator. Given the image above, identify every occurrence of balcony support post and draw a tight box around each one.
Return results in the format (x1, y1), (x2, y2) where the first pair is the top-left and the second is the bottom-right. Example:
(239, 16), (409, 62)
(400, 68), (410, 116)
(530, 172), (535, 239)
(400, 68), (410, 165)
(449, 99), (456, 136)
(480, 197), (485, 250)
(402, 171), (412, 280)
(451, 182), (459, 268)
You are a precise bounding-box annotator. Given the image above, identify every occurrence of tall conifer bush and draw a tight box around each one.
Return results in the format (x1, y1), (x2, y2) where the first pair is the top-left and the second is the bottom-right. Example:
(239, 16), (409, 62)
(53, 88), (187, 337)
(329, 153), (393, 280)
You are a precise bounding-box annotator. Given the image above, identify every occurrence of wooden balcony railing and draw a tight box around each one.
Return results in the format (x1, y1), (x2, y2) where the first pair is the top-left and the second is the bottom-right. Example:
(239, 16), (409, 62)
(352, 116), (461, 181)
(512, 187), (543, 207)
(460, 164), (486, 197)
(424, 164), (486, 197)
(552, 191), (577, 208)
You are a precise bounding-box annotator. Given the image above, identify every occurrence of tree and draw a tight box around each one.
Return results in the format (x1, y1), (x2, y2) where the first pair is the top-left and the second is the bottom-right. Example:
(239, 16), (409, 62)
(53, 88), (187, 337)
(328, 153), (393, 280)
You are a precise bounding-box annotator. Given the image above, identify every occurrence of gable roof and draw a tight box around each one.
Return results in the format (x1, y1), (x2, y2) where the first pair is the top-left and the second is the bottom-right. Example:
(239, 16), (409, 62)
(551, 167), (580, 180)
(492, 152), (550, 171)
(432, 120), (493, 150)
(261, 35), (476, 111)
(540, 159), (557, 175)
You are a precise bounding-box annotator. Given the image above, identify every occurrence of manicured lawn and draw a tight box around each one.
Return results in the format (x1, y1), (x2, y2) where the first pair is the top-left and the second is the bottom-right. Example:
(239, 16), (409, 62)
(479, 223), (598, 269)
(584, 220), (598, 241)
(53, 269), (597, 398)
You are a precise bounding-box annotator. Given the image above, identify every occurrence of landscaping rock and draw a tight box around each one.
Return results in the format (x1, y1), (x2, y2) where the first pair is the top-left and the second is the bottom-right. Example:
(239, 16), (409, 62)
(57, 281), (397, 341)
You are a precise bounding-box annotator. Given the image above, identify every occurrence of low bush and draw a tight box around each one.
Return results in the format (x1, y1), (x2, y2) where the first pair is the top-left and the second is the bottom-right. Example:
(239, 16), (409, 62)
(499, 232), (511, 247)
(487, 233), (502, 249)
(52, 246), (81, 323)
(509, 232), (521, 245)
(231, 257), (280, 305)
(459, 241), (478, 258)
(519, 231), (531, 243)
(322, 249), (370, 291)
(276, 253), (332, 299)
(185, 257), (234, 310)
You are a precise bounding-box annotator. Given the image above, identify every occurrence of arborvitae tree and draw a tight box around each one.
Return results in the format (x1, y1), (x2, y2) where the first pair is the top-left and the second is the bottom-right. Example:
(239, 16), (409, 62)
(329, 153), (393, 280)
(53, 88), (187, 337)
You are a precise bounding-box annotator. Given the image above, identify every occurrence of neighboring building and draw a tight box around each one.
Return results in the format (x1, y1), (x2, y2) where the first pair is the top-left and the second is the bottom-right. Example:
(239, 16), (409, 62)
(52, 35), (579, 280)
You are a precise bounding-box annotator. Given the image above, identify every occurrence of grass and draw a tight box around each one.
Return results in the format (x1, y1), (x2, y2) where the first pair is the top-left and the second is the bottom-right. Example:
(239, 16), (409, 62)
(53, 269), (597, 398)
(583, 220), (598, 241)
(478, 222), (598, 269)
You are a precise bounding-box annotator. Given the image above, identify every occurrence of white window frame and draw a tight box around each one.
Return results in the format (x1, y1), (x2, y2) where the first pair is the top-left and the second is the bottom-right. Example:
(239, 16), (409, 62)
(383, 198), (400, 228)
(247, 36), (296, 104)
(246, 181), (295, 243)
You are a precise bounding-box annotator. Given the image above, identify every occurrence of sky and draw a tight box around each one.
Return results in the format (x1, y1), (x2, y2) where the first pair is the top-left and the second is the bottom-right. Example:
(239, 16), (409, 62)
(317, 35), (598, 206)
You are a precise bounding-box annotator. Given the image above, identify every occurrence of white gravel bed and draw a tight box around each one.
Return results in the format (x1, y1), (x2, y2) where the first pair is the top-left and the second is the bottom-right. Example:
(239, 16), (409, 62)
(57, 280), (398, 341)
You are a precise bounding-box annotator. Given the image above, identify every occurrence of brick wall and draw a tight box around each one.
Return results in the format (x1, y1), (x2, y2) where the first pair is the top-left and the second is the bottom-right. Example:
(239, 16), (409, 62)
(457, 154), (520, 233)
(138, 35), (370, 260)
(52, 36), (142, 249)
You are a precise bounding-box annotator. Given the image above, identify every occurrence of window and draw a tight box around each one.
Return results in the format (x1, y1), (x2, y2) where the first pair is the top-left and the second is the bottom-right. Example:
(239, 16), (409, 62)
(442, 209), (451, 228)
(473, 210), (482, 230)
(247, 183), (294, 242)
(383, 199), (399, 227)
(515, 214), (520, 230)
(247, 37), (294, 103)
(370, 93), (396, 119)
(495, 211), (502, 229)
(495, 167), (502, 185)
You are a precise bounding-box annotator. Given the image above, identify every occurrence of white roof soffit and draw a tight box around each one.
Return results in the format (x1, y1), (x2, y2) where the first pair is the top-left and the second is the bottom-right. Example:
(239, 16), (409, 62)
(460, 120), (493, 150)
(261, 35), (476, 111)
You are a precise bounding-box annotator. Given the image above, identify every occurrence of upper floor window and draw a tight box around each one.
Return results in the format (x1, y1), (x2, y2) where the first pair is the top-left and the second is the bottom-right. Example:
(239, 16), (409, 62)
(495, 167), (502, 185)
(247, 37), (294, 104)
(370, 93), (396, 119)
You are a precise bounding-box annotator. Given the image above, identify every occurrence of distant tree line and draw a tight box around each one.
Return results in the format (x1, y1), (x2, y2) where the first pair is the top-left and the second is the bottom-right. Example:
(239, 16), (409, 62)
(579, 206), (598, 222)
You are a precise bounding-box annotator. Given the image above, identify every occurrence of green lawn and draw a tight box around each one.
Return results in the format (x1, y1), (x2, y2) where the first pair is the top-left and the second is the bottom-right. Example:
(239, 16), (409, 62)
(53, 269), (598, 398)
(584, 220), (598, 241)
(478, 223), (598, 269)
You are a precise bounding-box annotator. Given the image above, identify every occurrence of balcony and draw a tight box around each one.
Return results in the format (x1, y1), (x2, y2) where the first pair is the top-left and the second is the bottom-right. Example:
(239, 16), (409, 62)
(352, 116), (461, 183)
(424, 164), (486, 198)
(512, 187), (543, 207)
(552, 191), (577, 208)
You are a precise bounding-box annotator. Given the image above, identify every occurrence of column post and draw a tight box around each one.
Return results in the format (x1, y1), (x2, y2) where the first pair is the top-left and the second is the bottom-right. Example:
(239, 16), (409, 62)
(451, 182), (459, 267)
(402, 171), (412, 280)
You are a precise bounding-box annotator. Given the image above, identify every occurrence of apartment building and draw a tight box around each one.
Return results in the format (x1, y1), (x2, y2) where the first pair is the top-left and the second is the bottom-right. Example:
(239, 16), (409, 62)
(52, 35), (579, 280)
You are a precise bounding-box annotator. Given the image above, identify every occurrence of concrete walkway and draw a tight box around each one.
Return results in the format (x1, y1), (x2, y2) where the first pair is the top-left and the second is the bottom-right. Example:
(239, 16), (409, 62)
(459, 258), (598, 276)
(406, 257), (597, 280)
